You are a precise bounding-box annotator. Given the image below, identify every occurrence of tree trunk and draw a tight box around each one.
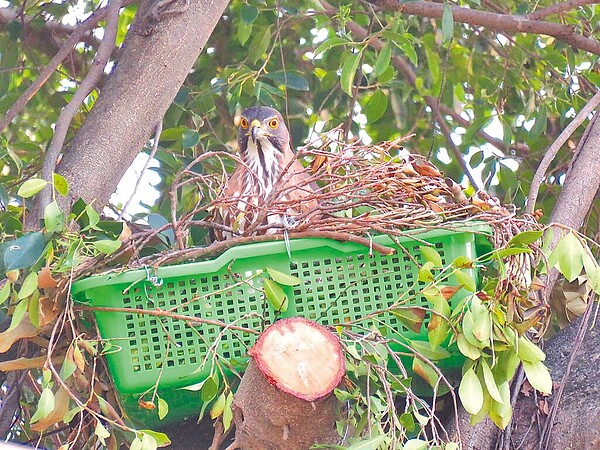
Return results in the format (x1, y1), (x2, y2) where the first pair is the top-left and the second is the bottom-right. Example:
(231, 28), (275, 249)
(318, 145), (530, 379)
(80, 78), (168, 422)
(45, 0), (229, 218)
(230, 317), (345, 449)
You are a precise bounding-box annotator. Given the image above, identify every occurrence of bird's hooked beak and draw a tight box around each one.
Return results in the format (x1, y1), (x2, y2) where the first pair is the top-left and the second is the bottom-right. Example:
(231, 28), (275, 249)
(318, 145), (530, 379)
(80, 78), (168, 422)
(249, 119), (265, 143)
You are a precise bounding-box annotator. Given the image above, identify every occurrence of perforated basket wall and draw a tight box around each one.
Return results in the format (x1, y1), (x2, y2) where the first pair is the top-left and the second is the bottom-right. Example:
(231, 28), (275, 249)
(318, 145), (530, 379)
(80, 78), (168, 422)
(72, 226), (491, 427)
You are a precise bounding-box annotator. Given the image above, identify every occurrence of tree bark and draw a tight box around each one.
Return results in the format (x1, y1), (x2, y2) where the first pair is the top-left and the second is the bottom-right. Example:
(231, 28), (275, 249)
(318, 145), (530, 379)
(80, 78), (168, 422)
(511, 313), (600, 450)
(48, 0), (229, 217)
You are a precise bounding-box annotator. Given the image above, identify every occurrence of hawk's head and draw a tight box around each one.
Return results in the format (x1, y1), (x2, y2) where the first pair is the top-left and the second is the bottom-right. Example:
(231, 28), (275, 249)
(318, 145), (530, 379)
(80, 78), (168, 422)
(237, 106), (292, 181)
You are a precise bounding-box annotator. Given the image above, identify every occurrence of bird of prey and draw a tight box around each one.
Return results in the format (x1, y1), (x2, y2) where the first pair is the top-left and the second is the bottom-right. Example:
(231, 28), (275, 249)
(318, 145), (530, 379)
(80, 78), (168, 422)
(213, 106), (318, 239)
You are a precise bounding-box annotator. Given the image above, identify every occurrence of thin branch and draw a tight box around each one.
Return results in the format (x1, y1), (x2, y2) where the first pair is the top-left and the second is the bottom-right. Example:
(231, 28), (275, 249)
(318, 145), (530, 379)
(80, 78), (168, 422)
(38, 0), (123, 210)
(525, 0), (600, 20)
(437, 115), (480, 190)
(371, 0), (600, 55)
(526, 89), (600, 214)
(118, 120), (163, 220)
(139, 230), (396, 268)
(0, 2), (122, 135)
(74, 305), (261, 335)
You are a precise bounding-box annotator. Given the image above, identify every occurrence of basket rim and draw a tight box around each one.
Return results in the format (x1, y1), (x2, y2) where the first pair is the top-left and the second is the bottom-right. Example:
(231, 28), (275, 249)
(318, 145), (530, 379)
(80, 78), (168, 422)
(71, 222), (491, 300)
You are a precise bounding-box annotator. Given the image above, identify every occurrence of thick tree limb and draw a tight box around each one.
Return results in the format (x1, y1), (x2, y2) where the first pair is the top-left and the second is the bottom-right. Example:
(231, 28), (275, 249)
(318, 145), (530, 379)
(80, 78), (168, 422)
(51, 0), (230, 218)
(371, 0), (600, 55)
(38, 0), (123, 212)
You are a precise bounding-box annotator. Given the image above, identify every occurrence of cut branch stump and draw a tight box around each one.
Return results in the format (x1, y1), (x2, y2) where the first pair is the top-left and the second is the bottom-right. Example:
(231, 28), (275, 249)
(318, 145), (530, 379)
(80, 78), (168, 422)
(230, 317), (345, 449)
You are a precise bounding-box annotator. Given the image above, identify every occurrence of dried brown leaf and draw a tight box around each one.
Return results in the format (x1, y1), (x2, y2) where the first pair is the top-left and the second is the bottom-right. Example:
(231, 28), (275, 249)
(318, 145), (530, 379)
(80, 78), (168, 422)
(0, 317), (41, 353)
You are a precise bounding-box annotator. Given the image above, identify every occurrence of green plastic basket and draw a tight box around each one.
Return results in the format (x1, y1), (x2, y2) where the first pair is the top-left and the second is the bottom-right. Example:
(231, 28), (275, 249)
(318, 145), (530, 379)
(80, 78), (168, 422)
(72, 225), (491, 428)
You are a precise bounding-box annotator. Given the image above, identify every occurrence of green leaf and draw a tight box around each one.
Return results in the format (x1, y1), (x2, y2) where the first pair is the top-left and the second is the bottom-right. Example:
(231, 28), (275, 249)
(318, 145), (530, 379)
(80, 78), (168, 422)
(459, 367), (484, 414)
(200, 376), (218, 403)
(529, 104), (547, 139)
(313, 36), (347, 58)
(341, 52), (361, 96)
(516, 335), (545, 363)
(59, 352), (77, 381)
(507, 230), (543, 247)
(158, 397), (169, 420)
(402, 439), (428, 450)
(138, 430), (171, 447)
(418, 261), (435, 282)
(210, 392), (226, 419)
(17, 178), (48, 198)
(18, 271), (38, 300)
(363, 89), (388, 123)
(30, 387), (55, 423)
(455, 270), (476, 292)
(44, 200), (64, 234)
(9, 298), (28, 331)
(223, 392), (234, 431)
(131, 437), (142, 450)
(522, 360), (552, 394)
(420, 246), (443, 267)
(84, 204), (100, 230)
(264, 278), (288, 312)
(0, 281), (11, 305)
(237, 21), (252, 46)
(399, 412), (416, 432)
(347, 434), (386, 450)
(29, 291), (40, 328)
(52, 173), (69, 196)
(410, 340), (451, 360)
(428, 295), (450, 350)
(373, 44), (391, 77)
(264, 71), (309, 91)
(2, 231), (46, 271)
(92, 239), (121, 255)
(481, 359), (503, 403)
(491, 247), (532, 259)
(462, 309), (486, 348)
(441, 2), (454, 42)
(457, 333), (480, 359)
(464, 116), (492, 145)
(140, 433), (158, 450)
(182, 129), (200, 148)
(452, 255), (473, 269)
(548, 232), (584, 282)
(265, 267), (300, 286)
(489, 380), (512, 429)
(470, 296), (491, 343)
(470, 150), (484, 168)
(240, 4), (258, 24)
(248, 25), (272, 64)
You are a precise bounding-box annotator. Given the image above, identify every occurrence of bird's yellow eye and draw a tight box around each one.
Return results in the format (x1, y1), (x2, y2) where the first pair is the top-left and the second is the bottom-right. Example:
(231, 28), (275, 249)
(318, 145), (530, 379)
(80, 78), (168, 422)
(268, 118), (279, 129)
(240, 117), (249, 129)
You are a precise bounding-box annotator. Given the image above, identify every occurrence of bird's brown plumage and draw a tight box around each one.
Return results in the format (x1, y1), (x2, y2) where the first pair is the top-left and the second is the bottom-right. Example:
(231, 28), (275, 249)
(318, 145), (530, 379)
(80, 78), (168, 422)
(213, 107), (318, 239)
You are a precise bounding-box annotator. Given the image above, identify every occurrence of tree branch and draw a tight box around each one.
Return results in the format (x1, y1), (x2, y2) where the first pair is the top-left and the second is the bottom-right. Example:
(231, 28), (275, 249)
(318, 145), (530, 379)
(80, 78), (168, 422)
(370, 0), (600, 55)
(526, 89), (600, 214)
(37, 0), (123, 213)
(525, 0), (600, 20)
(0, 2), (120, 135)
